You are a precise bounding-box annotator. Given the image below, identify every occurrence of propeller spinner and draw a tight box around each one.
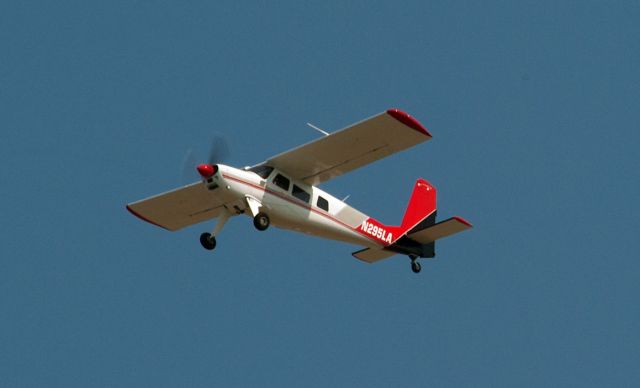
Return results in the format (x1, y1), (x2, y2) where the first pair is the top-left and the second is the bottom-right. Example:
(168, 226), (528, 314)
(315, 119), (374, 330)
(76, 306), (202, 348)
(197, 164), (217, 178)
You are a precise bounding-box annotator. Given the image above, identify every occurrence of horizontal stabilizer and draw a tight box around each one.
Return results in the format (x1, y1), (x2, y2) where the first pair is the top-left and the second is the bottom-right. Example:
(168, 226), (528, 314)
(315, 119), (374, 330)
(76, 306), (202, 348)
(406, 216), (472, 244)
(352, 247), (396, 263)
(127, 183), (226, 231)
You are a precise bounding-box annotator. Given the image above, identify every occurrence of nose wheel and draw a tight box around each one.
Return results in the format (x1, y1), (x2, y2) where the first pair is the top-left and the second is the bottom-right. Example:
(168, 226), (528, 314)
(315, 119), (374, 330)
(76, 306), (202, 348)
(410, 256), (421, 274)
(199, 209), (231, 252)
(200, 232), (217, 250)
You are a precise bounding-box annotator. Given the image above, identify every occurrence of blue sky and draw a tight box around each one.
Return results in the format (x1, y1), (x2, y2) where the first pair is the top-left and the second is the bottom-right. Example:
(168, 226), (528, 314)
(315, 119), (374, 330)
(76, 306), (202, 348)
(1, 1), (639, 386)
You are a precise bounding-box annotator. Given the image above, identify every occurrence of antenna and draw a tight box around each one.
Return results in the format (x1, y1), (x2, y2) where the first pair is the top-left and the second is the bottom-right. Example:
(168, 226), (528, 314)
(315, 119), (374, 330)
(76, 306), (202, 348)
(307, 122), (330, 137)
(341, 194), (350, 202)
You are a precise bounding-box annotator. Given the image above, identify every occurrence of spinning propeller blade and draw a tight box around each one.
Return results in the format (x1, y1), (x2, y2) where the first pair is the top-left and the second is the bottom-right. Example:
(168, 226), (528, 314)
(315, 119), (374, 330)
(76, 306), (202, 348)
(208, 135), (229, 166)
(180, 135), (229, 184)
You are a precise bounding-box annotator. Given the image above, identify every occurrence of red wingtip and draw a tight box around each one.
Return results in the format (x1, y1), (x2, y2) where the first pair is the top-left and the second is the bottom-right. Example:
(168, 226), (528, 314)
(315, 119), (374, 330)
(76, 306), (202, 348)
(386, 108), (432, 137)
(453, 216), (473, 227)
(126, 205), (168, 230)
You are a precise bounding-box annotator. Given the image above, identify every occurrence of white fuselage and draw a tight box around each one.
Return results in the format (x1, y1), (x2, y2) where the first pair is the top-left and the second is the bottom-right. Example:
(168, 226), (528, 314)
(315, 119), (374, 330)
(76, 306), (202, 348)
(207, 164), (381, 249)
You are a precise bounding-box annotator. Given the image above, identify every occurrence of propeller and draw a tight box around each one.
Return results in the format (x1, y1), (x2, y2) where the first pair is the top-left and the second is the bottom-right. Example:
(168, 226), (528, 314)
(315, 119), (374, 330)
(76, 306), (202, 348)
(180, 135), (229, 184)
(207, 134), (229, 165)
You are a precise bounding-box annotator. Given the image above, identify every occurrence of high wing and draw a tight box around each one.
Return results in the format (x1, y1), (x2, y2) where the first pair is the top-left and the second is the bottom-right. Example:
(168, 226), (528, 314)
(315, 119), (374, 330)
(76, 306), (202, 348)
(260, 109), (432, 185)
(126, 182), (226, 231)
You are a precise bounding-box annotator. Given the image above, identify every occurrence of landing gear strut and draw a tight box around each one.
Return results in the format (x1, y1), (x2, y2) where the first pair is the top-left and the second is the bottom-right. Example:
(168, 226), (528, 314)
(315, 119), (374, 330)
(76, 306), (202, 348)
(200, 233), (216, 250)
(253, 212), (270, 231)
(410, 255), (422, 274)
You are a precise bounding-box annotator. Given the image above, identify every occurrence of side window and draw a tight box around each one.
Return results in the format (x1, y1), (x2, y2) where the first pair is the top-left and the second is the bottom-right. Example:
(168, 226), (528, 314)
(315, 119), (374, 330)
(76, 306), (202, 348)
(273, 173), (290, 191)
(317, 196), (329, 212)
(292, 185), (311, 203)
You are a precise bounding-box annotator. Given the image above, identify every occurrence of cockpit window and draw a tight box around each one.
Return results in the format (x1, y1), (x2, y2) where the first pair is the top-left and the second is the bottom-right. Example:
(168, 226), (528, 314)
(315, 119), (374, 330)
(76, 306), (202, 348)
(250, 165), (274, 179)
(273, 173), (290, 191)
(292, 185), (311, 203)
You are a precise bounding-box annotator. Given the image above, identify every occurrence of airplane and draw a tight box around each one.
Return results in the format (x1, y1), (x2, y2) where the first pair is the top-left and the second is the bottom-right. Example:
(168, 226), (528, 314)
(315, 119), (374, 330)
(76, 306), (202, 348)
(126, 109), (472, 273)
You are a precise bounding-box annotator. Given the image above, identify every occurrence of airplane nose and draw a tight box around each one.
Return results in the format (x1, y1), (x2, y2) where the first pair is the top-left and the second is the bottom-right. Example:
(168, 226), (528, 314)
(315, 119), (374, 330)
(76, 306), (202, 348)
(196, 164), (217, 178)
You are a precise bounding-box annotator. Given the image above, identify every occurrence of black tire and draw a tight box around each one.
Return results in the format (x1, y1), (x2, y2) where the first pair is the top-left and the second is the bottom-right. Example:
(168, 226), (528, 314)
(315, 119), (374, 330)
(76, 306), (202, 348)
(200, 232), (216, 250)
(253, 212), (270, 231)
(411, 261), (422, 274)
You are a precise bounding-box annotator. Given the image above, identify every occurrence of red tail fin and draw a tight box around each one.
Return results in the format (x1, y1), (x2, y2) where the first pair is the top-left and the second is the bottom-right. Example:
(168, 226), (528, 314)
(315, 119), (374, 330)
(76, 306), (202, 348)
(356, 179), (437, 245)
(400, 178), (437, 231)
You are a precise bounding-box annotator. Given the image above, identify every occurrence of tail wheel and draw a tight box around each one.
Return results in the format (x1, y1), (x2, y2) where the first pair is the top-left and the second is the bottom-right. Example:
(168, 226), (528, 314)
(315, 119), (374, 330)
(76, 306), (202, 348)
(200, 232), (216, 250)
(410, 256), (421, 274)
(253, 212), (270, 231)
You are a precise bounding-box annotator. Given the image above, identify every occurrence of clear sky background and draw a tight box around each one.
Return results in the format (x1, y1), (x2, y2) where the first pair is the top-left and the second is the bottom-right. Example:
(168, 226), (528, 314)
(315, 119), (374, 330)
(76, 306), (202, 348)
(1, 1), (639, 386)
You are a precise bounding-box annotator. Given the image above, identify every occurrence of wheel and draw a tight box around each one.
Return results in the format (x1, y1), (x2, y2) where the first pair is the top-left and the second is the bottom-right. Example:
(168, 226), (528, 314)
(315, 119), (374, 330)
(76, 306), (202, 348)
(200, 232), (216, 250)
(411, 261), (422, 274)
(253, 212), (270, 231)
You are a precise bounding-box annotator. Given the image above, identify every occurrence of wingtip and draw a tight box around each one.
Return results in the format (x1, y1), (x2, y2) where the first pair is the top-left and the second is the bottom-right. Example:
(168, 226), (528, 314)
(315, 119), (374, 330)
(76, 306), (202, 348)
(453, 216), (473, 227)
(351, 253), (374, 263)
(126, 204), (168, 230)
(386, 108), (432, 137)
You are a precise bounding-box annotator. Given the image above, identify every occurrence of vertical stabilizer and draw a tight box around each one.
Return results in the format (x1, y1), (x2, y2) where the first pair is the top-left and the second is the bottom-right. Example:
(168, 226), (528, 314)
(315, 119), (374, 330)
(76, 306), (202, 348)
(356, 178), (438, 246)
(400, 178), (437, 232)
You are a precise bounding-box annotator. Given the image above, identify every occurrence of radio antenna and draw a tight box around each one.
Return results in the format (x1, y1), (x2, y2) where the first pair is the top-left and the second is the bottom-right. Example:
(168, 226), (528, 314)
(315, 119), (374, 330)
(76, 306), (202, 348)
(307, 122), (330, 137)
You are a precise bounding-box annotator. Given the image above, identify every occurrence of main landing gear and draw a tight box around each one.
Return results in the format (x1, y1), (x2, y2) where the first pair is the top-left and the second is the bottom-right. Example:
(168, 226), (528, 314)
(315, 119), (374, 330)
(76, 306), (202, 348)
(253, 212), (270, 231)
(410, 255), (422, 274)
(198, 209), (271, 251)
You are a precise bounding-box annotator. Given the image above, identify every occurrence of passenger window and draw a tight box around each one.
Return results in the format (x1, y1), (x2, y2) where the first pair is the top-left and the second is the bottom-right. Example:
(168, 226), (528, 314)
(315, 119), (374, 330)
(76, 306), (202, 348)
(292, 185), (311, 203)
(273, 174), (290, 191)
(317, 196), (329, 212)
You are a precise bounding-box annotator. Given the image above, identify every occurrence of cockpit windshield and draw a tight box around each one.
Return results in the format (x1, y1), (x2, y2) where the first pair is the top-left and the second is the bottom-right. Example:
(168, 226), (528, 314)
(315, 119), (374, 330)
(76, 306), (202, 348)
(249, 165), (274, 179)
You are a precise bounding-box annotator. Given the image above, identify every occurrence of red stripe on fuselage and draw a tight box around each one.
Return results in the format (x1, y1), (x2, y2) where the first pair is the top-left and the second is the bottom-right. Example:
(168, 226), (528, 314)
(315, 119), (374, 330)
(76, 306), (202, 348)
(221, 173), (382, 245)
